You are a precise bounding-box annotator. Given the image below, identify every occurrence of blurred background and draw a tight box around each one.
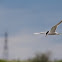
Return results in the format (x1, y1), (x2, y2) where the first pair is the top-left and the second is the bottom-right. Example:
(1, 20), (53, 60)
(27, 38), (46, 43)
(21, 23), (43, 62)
(0, 0), (62, 62)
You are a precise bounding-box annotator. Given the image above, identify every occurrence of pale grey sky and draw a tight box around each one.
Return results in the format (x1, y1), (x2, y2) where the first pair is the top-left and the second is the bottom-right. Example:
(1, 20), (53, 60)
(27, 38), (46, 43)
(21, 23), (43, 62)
(0, 0), (62, 60)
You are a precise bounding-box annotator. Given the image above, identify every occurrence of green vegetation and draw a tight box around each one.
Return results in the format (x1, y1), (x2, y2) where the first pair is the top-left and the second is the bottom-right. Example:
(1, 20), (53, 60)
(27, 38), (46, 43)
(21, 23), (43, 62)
(27, 51), (51, 62)
(0, 59), (62, 62)
(0, 52), (62, 62)
(0, 60), (7, 62)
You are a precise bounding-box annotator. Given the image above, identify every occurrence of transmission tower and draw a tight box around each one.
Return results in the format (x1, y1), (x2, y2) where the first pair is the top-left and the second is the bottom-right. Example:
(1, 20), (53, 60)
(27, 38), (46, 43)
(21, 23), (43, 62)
(3, 32), (8, 60)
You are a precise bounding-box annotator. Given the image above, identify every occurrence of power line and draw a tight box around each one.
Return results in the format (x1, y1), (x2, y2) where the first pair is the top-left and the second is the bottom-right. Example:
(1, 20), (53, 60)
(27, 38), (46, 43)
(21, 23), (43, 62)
(3, 32), (8, 60)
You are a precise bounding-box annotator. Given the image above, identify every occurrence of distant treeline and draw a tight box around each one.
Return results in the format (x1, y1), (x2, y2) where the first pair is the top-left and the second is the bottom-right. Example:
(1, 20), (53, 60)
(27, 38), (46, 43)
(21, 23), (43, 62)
(0, 51), (62, 62)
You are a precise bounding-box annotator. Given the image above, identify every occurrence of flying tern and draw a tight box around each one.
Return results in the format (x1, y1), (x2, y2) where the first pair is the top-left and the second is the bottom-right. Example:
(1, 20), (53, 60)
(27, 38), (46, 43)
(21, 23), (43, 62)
(34, 20), (62, 36)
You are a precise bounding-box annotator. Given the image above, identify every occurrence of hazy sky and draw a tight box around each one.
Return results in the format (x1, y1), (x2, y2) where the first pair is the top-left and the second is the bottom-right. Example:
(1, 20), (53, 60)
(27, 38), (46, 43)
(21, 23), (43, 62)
(0, 0), (62, 60)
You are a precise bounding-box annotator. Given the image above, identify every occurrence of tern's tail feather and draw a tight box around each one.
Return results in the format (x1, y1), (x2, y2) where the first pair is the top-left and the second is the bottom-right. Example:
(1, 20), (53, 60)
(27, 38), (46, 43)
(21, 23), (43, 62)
(59, 33), (62, 35)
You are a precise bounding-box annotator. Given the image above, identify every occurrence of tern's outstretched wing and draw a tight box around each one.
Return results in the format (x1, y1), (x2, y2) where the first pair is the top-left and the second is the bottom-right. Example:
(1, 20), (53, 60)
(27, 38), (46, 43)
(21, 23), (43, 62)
(34, 32), (46, 34)
(50, 20), (62, 32)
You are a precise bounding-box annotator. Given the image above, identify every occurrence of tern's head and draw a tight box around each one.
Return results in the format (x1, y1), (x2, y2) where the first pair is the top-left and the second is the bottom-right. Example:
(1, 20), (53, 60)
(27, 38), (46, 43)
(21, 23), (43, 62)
(46, 31), (49, 35)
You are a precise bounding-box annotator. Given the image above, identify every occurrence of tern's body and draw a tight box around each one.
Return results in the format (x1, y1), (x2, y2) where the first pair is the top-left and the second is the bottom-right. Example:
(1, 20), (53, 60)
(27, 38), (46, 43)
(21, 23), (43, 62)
(34, 20), (62, 36)
(47, 32), (59, 35)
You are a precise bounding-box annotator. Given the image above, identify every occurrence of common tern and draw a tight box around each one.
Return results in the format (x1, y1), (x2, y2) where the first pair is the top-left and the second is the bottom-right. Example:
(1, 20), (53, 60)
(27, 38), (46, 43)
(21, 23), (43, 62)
(34, 20), (62, 36)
